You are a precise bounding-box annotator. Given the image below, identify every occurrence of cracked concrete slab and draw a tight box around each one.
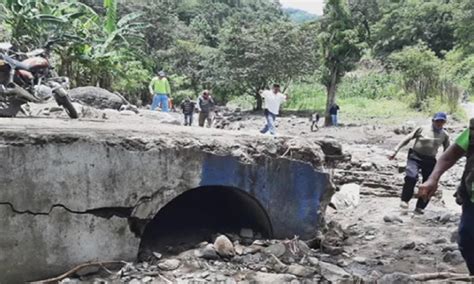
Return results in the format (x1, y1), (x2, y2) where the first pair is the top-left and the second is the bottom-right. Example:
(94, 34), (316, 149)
(0, 118), (337, 282)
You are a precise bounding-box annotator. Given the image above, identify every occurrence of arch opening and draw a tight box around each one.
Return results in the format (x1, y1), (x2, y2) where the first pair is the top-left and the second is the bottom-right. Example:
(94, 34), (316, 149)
(139, 186), (273, 257)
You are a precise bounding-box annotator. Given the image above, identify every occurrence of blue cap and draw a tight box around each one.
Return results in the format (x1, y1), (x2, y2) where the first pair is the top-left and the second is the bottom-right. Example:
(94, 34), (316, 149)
(433, 112), (447, 121)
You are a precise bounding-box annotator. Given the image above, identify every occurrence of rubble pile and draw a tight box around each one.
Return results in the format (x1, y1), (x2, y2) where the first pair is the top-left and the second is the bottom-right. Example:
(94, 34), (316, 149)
(59, 234), (358, 283)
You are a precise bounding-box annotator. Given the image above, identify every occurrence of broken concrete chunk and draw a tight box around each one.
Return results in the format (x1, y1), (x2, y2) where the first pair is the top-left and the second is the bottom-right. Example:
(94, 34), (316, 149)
(330, 183), (360, 210)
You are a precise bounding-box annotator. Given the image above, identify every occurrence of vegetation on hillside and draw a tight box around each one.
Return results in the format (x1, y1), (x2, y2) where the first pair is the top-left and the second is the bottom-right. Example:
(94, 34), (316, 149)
(283, 7), (318, 23)
(0, 0), (473, 124)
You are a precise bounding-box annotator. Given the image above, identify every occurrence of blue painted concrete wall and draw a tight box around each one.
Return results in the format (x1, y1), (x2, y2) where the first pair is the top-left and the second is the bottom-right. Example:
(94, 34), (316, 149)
(200, 154), (329, 239)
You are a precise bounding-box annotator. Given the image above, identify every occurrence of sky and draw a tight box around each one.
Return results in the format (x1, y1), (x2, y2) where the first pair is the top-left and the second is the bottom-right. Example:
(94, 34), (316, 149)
(279, 0), (325, 15)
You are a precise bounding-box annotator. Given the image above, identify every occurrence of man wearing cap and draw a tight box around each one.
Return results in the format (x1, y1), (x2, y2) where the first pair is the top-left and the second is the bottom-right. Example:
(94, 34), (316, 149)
(389, 112), (450, 214)
(260, 84), (287, 135)
(419, 118), (474, 275)
(149, 71), (171, 112)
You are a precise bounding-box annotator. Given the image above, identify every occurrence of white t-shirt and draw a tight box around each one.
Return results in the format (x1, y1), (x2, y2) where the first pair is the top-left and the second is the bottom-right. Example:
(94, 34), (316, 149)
(261, 90), (286, 115)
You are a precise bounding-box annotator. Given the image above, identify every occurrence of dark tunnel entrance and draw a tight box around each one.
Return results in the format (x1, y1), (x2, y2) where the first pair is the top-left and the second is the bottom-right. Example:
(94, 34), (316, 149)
(139, 186), (273, 257)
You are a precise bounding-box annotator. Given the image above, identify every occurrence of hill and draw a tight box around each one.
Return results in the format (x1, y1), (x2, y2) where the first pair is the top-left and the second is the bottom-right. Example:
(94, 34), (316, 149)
(283, 7), (319, 23)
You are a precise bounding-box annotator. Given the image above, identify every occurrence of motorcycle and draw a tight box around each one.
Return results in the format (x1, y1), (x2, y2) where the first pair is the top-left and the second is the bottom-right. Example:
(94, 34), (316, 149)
(0, 42), (78, 118)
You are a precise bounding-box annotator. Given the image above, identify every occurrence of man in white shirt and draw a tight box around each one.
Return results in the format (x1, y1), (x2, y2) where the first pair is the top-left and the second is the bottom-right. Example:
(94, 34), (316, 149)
(260, 84), (287, 135)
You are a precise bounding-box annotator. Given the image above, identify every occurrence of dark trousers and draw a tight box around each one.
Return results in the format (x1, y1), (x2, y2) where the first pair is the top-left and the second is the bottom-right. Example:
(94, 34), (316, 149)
(199, 112), (212, 127)
(184, 113), (193, 126)
(401, 149), (436, 209)
(460, 202), (474, 275)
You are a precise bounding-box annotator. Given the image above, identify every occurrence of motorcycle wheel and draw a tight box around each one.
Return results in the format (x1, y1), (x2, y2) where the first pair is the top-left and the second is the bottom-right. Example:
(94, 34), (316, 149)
(55, 93), (78, 119)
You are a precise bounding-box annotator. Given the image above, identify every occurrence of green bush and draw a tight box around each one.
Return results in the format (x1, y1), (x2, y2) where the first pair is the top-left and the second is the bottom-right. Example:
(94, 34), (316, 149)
(337, 72), (401, 99)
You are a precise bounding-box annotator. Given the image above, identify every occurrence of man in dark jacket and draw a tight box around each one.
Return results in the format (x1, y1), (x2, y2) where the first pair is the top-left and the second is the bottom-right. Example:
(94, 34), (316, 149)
(197, 90), (215, 127)
(180, 97), (195, 126)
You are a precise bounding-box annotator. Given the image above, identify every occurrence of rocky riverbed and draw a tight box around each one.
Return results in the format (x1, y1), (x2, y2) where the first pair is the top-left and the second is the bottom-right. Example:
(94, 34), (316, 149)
(16, 98), (474, 282)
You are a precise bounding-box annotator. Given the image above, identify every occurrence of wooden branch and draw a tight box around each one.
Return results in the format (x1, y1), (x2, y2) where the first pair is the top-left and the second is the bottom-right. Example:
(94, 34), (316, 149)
(411, 272), (473, 281)
(29, 261), (125, 284)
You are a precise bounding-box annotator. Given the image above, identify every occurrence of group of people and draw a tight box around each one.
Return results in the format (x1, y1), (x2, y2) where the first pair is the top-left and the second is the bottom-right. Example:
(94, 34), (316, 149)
(390, 112), (474, 274)
(149, 71), (342, 133)
(148, 70), (474, 274)
(149, 70), (215, 127)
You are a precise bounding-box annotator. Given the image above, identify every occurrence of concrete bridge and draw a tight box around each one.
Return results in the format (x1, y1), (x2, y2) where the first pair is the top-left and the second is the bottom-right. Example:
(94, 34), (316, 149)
(0, 118), (337, 283)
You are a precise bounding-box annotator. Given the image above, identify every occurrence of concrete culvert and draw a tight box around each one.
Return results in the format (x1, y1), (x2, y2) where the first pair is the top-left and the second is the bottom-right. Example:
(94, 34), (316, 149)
(138, 186), (273, 258)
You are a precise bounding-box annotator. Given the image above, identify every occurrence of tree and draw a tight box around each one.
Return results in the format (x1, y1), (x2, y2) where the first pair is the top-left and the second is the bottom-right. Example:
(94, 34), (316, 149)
(318, 0), (364, 126)
(372, 0), (456, 58)
(215, 18), (318, 109)
(455, 0), (474, 54)
(389, 44), (441, 108)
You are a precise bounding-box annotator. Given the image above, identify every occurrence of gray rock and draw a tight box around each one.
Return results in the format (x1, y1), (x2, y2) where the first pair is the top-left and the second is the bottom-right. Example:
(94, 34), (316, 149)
(402, 242), (416, 250)
(397, 163), (406, 173)
(247, 272), (297, 283)
(439, 213), (453, 224)
(287, 264), (316, 277)
(214, 235), (235, 258)
(434, 238), (448, 244)
(383, 215), (403, 223)
(158, 259), (181, 271)
(442, 244), (459, 253)
(195, 244), (219, 260)
(152, 252), (162, 259)
(330, 183), (360, 210)
(69, 86), (125, 109)
(353, 256), (367, 264)
(367, 270), (382, 282)
(318, 261), (351, 282)
(451, 229), (459, 243)
(308, 257), (319, 267)
(379, 272), (415, 284)
(297, 240), (311, 254)
(240, 228), (254, 239)
(443, 251), (464, 265)
(263, 243), (286, 257)
(361, 162), (373, 171)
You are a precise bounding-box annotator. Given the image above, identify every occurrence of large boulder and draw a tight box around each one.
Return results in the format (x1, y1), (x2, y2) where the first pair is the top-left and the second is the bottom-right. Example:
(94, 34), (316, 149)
(69, 87), (125, 110)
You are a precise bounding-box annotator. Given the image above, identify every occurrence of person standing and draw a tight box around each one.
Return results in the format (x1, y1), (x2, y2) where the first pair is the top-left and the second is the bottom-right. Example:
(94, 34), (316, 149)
(260, 84), (287, 135)
(311, 112), (320, 132)
(419, 118), (474, 275)
(389, 112), (450, 214)
(149, 71), (171, 112)
(180, 97), (195, 126)
(197, 90), (215, 128)
(329, 103), (340, 127)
